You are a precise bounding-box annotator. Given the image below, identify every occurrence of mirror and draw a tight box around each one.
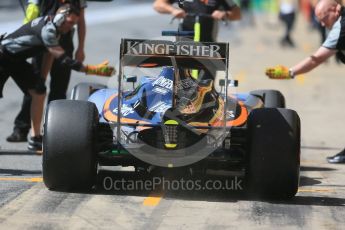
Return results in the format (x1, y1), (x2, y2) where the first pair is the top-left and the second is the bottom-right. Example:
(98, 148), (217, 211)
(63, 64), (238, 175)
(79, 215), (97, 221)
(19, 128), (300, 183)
(125, 75), (137, 90)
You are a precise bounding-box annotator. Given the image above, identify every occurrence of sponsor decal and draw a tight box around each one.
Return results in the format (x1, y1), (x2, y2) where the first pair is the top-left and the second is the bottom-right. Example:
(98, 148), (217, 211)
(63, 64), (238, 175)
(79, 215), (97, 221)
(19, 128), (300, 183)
(133, 100), (140, 109)
(150, 101), (171, 113)
(177, 78), (198, 90)
(152, 76), (173, 90)
(153, 87), (169, 95)
(126, 41), (222, 58)
(113, 104), (135, 116)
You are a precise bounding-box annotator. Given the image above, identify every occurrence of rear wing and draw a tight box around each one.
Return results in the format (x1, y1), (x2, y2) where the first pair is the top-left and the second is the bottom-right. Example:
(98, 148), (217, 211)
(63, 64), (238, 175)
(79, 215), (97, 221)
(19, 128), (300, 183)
(115, 39), (232, 138)
(120, 39), (229, 71)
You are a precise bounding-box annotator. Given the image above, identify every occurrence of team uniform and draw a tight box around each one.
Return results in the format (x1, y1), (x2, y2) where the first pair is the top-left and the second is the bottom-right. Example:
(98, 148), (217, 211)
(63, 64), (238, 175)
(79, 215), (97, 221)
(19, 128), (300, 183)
(167, 0), (238, 80)
(9, 0), (87, 142)
(322, 7), (345, 63)
(323, 7), (345, 163)
(37, 0), (87, 101)
(0, 17), (59, 98)
(170, 0), (238, 42)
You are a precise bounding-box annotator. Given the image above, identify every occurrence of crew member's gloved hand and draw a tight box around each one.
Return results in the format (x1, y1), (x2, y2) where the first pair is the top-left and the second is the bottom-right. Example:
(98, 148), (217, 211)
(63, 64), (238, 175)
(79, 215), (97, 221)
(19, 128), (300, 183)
(85, 60), (116, 77)
(265, 65), (294, 79)
(23, 3), (40, 24)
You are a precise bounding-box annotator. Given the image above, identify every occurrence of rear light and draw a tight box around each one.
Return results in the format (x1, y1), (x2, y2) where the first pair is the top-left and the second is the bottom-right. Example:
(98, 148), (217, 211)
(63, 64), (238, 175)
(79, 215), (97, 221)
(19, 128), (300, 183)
(163, 120), (178, 149)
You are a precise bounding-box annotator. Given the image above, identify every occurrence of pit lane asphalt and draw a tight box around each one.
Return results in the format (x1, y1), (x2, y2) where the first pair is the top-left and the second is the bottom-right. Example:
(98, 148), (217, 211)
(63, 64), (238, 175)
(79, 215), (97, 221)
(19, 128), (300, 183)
(0, 3), (345, 229)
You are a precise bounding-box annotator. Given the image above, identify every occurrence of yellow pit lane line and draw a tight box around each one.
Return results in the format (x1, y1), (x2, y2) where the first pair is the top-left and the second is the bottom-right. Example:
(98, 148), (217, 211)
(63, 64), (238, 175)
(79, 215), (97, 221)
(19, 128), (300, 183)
(143, 192), (164, 207)
(302, 43), (313, 53)
(0, 177), (43, 183)
(296, 74), (305, 85)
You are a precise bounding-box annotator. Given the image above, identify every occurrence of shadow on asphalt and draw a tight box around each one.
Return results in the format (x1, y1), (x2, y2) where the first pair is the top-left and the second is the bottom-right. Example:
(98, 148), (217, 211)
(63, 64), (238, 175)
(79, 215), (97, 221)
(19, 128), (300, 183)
(270, 196), (345, 207)
(300, 166), (336, 172)
(0, 169), (42, 176)
(301, 145), (342, 151)
(1, 151), (343, 207)
(299, 176), (322, 186)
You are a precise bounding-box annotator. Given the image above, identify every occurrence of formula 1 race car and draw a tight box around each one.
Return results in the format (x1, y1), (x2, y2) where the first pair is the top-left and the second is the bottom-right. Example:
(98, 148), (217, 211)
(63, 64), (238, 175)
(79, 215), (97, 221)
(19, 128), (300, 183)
(43, 39), (300, 199)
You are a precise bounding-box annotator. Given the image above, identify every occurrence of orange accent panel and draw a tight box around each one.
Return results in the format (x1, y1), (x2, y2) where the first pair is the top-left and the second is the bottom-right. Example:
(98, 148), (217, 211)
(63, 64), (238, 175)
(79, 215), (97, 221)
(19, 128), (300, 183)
(190, 102), (248, 128)
(226, 103), (248, 127)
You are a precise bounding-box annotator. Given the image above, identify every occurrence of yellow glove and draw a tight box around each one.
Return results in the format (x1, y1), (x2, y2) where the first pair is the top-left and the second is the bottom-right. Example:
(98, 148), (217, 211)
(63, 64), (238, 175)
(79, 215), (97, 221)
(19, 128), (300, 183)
(23, 3), (40, 24)
(85, 60), (116, 77)
(265, 65), (294, 79)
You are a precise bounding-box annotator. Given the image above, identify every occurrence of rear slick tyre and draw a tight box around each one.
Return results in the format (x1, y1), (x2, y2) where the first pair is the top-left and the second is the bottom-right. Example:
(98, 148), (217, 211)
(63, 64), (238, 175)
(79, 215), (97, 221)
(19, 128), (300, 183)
(250, 90), (285, 108)
(246, 108), (300, 199)
(43, 100), (99, 191)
